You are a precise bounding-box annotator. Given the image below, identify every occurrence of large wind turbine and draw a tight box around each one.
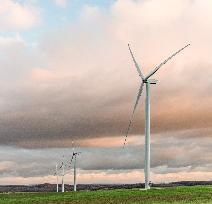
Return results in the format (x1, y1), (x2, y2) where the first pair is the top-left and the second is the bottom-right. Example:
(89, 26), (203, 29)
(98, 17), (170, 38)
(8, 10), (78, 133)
(124, 43), (190, 189)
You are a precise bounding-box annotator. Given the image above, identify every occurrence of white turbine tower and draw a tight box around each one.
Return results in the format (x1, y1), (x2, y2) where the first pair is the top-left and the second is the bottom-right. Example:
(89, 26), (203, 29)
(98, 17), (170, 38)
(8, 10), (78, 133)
(69, 143), (81, 192)
(59, 156), (65, 193)
(53, 162), (59, 192)
(55, 162), (59, 192)
(62, 162), (65, 192)
(124, 43), (190, 189)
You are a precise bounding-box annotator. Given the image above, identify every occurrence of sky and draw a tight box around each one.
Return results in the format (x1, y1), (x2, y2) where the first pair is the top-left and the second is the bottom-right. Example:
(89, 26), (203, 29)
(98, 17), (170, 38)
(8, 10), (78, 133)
(0, 0), (212, 185)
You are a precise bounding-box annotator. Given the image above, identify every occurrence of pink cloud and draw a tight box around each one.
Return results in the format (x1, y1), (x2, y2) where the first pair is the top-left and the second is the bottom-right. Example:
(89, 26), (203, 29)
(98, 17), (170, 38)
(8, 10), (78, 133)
(32, 68), (58, 81)
(54, 0), (68, 8)
(1, 170), (212, 185)
(0, 0), (40, 31)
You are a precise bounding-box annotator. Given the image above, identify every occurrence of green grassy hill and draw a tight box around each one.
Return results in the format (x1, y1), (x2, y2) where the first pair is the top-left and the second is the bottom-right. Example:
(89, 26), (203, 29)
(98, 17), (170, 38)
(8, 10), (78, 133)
(0, 186), (212, 204)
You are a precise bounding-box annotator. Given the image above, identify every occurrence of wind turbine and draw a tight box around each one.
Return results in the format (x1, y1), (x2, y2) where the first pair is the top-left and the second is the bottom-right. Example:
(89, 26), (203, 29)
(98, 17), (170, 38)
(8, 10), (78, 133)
(59, 156), (65, 193)
(69, 143), (81, 192)
(62, 162), (65, 192)
(52, 161), (60, 192)
(55, 162), (59, 192)
(124, 43), (190, 189)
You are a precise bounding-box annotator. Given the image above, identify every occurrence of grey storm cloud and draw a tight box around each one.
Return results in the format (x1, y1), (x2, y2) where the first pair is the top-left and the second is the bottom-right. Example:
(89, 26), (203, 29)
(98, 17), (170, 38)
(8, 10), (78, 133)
(0, 66), (212, 148)
(0, 129), (212, 179)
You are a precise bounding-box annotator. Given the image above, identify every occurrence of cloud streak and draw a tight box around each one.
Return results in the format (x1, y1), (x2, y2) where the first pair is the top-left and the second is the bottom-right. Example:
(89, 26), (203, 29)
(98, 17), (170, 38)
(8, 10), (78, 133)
(0, 131), (211, 184)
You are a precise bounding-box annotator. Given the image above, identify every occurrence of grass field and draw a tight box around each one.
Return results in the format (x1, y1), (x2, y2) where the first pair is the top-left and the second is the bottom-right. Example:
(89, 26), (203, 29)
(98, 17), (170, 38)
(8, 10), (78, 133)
(0, 186), (212, 204)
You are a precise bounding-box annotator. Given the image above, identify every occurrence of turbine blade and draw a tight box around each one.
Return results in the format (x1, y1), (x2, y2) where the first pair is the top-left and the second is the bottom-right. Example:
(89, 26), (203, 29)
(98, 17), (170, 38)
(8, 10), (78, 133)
(69, 153), (74, 165)
(59, 162), (63, 169)
(69, 141), (75, 165)
(72, 141), (75, 152)
(123, 82), (144, 147)
(145, 44), (190, 80)
(128, 44), (144, 79)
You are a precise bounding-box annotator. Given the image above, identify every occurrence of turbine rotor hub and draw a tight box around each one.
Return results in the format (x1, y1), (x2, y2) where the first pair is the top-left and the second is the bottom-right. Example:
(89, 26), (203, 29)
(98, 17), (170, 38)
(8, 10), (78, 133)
(143, 79), (158, 85)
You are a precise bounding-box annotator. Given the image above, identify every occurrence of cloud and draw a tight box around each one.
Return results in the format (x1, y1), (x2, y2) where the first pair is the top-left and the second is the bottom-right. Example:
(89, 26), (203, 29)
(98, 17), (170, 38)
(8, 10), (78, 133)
(0, 0), (40, 31)
(0, 0), (211, 150)
(0, 131), (212, 184)
(54, 0), (68, 8)
(0, 34), (23, 46)
(0, 161), (15, 172)
(1, 170), (212, 185)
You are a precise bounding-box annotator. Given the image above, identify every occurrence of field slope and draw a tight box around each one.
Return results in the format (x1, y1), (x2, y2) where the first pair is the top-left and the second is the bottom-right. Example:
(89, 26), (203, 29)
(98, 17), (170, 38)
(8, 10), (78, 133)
(0, 186), (211, 204)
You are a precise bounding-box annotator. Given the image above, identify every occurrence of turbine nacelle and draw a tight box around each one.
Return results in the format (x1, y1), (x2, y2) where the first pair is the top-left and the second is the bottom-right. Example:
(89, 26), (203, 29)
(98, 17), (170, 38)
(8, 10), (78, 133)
(73, 152), (81, 156)
(143, 79), (158, 85)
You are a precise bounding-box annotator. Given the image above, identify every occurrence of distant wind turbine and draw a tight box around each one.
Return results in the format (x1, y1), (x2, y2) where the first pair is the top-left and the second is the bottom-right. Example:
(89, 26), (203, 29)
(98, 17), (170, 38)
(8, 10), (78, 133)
(124, 43), (190, 189)
(55, 162), (59, 192)
(69, 142), (81, 192)
(59, 155), (65, 193)
(62, 162), (65, 193)
(53, 162), (60, 192)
